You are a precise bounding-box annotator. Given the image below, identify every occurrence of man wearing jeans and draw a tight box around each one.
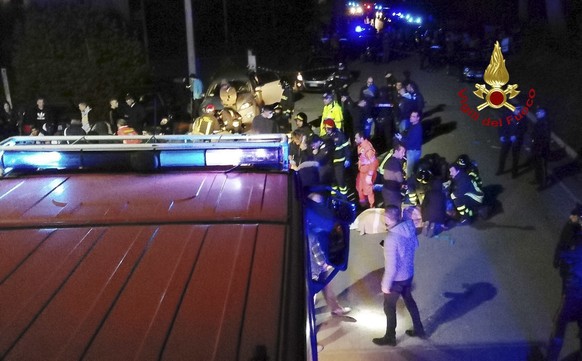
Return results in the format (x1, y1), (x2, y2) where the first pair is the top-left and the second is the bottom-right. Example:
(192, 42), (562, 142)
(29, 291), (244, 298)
(373, 206), (425, 346)
(398, 110), (422, 178)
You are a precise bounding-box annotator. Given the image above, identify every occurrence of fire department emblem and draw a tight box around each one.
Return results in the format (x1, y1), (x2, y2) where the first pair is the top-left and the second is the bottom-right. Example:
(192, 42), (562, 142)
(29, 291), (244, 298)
(473, 41), (519, 111)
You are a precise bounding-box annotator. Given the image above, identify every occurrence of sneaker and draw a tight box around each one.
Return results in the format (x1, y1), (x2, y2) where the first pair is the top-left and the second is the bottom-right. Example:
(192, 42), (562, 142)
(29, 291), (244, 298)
(405, 329), (427, 338)
(372, 336), (396, 346)
(331, 306), (352, 316)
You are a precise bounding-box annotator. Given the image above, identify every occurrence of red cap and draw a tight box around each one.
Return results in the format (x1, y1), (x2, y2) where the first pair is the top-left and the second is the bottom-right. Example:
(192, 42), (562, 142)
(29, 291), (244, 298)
(323, 118), (336, 128)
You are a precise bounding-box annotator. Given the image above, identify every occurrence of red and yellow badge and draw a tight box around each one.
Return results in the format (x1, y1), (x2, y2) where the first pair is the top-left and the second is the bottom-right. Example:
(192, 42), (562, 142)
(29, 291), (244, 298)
(473, 41), (519, 111)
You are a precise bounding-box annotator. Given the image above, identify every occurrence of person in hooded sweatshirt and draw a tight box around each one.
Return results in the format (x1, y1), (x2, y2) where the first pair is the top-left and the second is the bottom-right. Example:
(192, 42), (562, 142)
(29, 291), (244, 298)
(373, 205), (426, 346)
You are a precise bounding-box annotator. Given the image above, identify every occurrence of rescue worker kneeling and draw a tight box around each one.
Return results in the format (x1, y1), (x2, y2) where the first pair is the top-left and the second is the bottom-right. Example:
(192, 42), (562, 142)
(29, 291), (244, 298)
(447, 163), (484, 224)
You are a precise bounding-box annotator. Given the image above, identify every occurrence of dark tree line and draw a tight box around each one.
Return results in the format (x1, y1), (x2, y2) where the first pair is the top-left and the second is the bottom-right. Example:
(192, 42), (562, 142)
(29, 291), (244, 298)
(2, 3), (150, 115)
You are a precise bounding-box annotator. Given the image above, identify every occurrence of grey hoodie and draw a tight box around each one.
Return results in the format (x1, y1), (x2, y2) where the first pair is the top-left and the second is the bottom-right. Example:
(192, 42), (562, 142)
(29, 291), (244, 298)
(381, 219), (419, 291)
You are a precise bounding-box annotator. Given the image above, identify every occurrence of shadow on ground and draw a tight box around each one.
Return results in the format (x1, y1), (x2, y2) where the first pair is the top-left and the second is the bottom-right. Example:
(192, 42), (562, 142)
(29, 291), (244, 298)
(422, 116), (457, 144)
(424, 282), (497, 336)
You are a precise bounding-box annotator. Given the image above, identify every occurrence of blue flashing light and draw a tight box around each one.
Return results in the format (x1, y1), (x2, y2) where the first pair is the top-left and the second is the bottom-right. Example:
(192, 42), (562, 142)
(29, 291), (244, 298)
(355, 25), (364, 33)
(159, 150), (206, 167)
(416, 17), (422, 24)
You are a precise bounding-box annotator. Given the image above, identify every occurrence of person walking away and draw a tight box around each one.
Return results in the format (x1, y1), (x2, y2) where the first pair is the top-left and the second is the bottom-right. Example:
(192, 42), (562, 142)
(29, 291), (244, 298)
(355, 132), (379, 208)
(373, 205), (425, 346)
(530, 107), (551, 190)
(322, 119), (351, 197)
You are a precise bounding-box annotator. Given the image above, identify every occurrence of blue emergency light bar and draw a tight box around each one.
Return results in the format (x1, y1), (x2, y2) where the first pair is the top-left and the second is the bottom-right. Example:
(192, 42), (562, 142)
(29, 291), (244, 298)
(0, 134), (289, 174)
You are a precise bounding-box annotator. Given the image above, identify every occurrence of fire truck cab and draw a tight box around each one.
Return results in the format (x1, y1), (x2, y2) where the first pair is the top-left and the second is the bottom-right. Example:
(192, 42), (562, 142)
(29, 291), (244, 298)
(0, 134), (354, 361)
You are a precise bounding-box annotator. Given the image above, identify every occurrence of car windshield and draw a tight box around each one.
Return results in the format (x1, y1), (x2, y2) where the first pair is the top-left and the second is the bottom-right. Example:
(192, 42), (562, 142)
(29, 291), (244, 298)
(255, 71), (280, 85)
(306, 58), (335, 69)
(207, 80), (251, 96)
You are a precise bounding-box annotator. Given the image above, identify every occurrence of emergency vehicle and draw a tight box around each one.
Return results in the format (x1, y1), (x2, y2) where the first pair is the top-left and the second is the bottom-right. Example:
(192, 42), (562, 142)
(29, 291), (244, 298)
(0, 134), (354, 361)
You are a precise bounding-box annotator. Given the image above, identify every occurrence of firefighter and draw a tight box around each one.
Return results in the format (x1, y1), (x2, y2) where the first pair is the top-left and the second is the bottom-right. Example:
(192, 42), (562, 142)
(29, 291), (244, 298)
(190, 104), (221, 135)
(448, 163), (484, 224)
(455, 154), (483, 189)
(320, 93), (344, 136)
(322, 118), (351, 197)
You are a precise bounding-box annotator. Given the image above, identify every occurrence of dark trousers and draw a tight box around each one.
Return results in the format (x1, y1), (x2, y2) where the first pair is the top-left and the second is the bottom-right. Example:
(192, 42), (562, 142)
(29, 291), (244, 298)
(452, 194), (481, 218)
(383, 277), (424, 339)
(498, 140), (522, 176)
(547, 294), (582, 361)
(332, 163), (348, 195)
(382, 188), (402, 211)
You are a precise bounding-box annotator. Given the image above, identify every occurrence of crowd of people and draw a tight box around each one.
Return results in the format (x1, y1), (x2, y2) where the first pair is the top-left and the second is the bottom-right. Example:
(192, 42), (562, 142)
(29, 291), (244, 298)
(0, 94), (152, 140)
(278, 65), (574, 355)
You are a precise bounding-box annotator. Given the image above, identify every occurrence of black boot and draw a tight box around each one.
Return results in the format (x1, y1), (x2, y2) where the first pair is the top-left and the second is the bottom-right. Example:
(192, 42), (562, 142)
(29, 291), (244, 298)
(372, 336), (396, 346)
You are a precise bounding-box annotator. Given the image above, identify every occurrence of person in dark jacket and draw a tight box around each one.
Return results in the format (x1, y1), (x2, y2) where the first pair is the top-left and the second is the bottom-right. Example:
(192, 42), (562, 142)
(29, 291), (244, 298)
(421, 176), (447, 237)
(455, 154), (483, 189)
(496, 106), (527, 178)
(448, 163), (484, 224)
(124, 94), (146, 134)
(398, 110), (423, 178)
(63, 119), (86, 136)
(251, 104), (277, 134)
(547, 227), (582, 361)
(293, 112), (313, 139)
(322, 118), (351, 197)
(382, 142), (406, 211)
(530, 107), (551, 190)
(554, 205), (582, 289)
(24, 97), (55, 135)
(310, 134), (334, 188)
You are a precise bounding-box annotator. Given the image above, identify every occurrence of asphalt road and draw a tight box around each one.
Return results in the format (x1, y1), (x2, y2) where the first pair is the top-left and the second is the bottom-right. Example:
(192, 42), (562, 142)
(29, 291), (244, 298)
(295, 55), (582, 361)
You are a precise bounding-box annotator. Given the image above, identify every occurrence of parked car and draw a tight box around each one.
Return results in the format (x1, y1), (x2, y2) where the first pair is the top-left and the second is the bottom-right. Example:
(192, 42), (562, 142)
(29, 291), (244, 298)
(449, 49), (490, 83)
(296, 56), (339, 92)
(200, 70), (291, 127)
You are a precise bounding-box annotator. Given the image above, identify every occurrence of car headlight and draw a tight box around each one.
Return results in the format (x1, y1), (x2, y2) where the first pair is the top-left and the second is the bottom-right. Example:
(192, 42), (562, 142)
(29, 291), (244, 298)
(239, 102), (252, 110)
(297, 73), (303, 82)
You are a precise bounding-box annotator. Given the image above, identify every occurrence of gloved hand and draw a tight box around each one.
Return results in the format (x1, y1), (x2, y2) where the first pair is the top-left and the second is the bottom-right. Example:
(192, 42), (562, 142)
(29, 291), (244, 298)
(510, 135), (517, 142)
(344, 160), (351, 168)
(395, 133), (403, 141)
(499, 136), (506, 142)
(365, 174), (373, 184)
